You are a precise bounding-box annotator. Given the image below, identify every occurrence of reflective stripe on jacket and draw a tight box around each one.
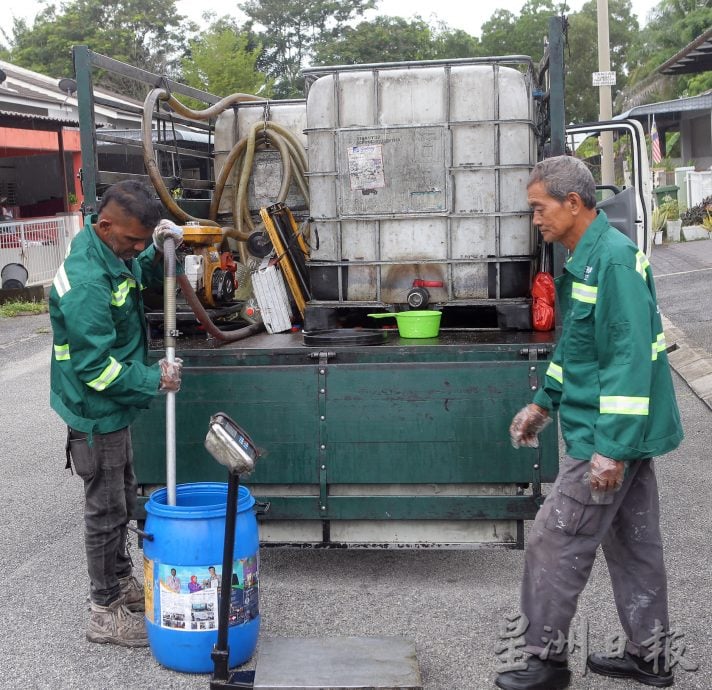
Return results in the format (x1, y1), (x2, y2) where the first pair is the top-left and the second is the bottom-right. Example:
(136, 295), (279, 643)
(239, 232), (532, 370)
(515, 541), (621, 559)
(49, 215), (164, 435)
(533, 211), (683, 461)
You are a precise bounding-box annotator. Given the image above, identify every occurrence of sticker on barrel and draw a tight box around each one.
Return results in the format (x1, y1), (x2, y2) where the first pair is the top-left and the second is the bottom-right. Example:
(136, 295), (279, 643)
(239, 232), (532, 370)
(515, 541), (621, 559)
(151, 556), (259, 631)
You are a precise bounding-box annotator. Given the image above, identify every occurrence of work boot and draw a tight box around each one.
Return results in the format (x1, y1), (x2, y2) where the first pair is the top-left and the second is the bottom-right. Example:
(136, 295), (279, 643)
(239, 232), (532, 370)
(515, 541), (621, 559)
(495, 656), (571, 690)
(119, 574), (145, 613)
(86, 598), (148, 647)
(587, 651), (674, 687)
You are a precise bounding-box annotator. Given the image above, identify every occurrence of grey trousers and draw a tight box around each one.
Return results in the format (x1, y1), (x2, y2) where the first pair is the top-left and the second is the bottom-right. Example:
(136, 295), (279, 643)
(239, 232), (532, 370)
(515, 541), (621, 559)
(68, 426), (137, 606)
(521, 455), (668, 662)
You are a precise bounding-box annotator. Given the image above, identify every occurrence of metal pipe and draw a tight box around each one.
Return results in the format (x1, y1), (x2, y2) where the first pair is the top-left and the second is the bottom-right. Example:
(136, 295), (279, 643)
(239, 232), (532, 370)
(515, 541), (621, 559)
(163, 237), (177, 506)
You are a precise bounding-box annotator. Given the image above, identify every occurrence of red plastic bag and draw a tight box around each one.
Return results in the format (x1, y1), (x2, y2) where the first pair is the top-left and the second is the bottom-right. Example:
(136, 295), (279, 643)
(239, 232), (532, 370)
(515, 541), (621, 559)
(531, 272), (555, 331)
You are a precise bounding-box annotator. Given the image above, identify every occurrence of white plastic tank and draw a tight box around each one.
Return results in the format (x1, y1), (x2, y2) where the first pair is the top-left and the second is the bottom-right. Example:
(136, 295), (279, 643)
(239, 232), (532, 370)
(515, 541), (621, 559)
(214, 101), (308, 217)
(303, 58), (537, 305)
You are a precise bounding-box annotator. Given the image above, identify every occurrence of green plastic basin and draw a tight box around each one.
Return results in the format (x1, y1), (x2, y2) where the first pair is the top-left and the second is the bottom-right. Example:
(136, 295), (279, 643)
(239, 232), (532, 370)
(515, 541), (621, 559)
(367, 310), (442, 338)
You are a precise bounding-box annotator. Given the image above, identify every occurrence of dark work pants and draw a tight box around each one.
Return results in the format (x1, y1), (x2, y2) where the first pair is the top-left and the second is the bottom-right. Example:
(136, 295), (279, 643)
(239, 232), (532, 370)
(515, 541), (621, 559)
(521, 455), (668, 662)
(68, 427), (137, 606)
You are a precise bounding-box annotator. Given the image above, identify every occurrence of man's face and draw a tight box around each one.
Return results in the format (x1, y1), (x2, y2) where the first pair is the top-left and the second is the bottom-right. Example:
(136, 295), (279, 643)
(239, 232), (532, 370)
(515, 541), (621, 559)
(527, 181), (578, 249)
(97, 200), (153, 260)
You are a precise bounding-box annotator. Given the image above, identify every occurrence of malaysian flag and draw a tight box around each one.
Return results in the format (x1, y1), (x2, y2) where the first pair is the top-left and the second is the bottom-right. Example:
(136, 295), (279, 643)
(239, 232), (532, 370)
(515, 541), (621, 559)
(651, 116), (662, 164)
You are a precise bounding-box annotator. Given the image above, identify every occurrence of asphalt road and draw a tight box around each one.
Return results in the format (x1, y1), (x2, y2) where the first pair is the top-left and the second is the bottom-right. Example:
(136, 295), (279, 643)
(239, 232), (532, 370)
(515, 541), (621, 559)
(0, 240), (710, 689)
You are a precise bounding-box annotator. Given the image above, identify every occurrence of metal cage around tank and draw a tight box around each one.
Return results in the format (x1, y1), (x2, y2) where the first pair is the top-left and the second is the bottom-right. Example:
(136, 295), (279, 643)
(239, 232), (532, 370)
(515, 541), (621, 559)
(302, 56), (542, 316)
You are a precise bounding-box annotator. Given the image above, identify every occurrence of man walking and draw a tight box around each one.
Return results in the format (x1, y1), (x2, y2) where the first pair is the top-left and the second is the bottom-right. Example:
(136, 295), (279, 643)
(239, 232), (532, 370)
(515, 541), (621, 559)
(497, 156), (683, 689)
(50, 181), (183, 647)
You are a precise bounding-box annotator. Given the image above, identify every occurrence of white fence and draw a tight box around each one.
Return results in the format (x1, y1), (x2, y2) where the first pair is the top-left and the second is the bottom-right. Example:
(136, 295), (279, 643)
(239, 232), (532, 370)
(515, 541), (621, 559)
(0, 213), (82, 287)
(686, 170), (712, 208)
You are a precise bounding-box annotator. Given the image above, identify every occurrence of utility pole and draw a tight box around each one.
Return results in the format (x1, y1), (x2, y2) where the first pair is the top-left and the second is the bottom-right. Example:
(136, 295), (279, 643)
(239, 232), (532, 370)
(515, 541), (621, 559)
(597, 0), (615, 186)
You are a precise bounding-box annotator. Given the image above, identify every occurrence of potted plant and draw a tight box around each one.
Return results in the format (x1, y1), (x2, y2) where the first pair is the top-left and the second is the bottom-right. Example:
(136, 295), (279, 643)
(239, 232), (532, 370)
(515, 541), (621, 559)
(660, 196), (681, 242)
(651, 206), (667, 245)
(680, 195), (712, 241)
(703, 211), (712, 236)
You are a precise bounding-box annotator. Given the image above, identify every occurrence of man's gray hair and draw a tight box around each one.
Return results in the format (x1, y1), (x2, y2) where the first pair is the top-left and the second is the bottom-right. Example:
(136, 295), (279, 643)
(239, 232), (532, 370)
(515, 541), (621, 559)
(527, 155), (597, 209)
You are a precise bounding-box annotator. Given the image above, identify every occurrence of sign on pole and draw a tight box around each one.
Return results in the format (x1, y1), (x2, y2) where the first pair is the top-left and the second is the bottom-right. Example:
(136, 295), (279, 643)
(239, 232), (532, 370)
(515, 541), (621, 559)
(592, 71), (616, 87)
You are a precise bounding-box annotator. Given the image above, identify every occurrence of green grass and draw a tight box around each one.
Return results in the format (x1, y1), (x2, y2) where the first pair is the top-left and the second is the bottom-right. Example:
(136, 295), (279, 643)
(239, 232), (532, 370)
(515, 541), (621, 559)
(0, 300), (48, 317)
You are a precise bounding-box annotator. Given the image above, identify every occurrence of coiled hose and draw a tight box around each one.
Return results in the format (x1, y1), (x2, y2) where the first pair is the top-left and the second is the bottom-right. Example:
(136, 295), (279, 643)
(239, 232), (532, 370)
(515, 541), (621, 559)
(212, 120), (309, 242)
(142, 88), (308, 237)
(142, 88), (306, 341)
(142, 88), (269, 227)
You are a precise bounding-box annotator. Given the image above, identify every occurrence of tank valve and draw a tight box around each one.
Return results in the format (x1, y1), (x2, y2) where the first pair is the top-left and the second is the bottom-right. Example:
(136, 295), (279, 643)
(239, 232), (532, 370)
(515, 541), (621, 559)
(407, 280), (443, 309)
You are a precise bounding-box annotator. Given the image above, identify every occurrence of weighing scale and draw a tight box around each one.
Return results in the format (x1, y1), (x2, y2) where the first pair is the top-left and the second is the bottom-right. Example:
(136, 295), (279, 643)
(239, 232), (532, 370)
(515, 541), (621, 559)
(203, 413), (423, 690)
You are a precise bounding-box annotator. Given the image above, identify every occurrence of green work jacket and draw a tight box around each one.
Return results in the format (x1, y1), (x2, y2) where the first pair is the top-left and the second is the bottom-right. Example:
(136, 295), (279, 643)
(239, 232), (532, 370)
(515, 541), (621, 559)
(533, 211), (683, 461)
(49, 215), (164, 435)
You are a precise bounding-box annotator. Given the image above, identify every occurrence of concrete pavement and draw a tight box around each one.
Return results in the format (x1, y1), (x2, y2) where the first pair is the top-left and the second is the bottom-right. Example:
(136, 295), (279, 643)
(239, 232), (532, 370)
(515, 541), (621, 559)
(651, 238), (712, 410)
(1, 238), (711, 689)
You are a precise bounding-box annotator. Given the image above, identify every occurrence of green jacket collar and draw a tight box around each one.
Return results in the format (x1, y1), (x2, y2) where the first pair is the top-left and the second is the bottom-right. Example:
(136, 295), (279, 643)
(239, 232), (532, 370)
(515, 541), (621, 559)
(564, 210), (609, 280)
(85, 213), (137, 279)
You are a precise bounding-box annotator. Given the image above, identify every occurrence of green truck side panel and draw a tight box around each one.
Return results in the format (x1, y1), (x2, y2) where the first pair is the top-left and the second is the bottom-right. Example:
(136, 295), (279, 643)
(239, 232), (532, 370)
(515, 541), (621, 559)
(131, 336), (558, 522)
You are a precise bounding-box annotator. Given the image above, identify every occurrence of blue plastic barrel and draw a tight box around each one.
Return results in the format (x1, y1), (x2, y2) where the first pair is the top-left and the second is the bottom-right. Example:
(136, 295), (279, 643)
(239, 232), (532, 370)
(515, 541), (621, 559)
(143, 482), (260, 673)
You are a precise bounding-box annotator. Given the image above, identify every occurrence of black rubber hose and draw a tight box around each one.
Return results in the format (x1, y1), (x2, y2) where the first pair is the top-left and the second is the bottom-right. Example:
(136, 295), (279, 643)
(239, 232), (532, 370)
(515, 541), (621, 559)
(177, 274), (264, 343)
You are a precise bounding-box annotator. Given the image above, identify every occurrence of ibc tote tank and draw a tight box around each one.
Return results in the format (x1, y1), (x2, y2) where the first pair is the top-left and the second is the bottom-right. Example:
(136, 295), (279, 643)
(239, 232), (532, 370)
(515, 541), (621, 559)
(303, 58), (538, 319)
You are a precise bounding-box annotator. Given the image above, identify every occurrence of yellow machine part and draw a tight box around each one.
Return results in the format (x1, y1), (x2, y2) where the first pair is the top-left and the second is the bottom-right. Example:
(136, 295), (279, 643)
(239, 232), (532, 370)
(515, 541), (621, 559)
(259, 207), (306, 317)
(182, 225), (225, 246)
(189, 246), (224, 307)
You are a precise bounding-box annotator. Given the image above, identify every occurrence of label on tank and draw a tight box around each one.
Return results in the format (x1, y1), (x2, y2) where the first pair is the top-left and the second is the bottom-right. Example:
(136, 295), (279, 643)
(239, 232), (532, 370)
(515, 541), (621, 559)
(338, 126), (446, 215)
(347, 144), (385, 191)
(146, 556), (259, 631)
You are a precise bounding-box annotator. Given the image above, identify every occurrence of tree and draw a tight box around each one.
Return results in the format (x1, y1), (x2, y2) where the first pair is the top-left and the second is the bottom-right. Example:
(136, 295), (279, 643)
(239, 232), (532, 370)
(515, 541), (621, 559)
(431, 24), (481, 60)
(180, 16), (274, 98)
(479, 0), (569, 65)
(314, 16), (480, 65)
(239, 0), (376, 98)
(622, 0), (712, 106)
(6, 0), (193, 85)
(563, 0), (638, 123)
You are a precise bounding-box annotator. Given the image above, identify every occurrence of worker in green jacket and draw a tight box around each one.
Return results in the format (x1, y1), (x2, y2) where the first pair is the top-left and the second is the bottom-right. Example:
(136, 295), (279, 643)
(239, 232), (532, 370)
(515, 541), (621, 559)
(496, 156), (683, 690)
(49, 181), (184, 647)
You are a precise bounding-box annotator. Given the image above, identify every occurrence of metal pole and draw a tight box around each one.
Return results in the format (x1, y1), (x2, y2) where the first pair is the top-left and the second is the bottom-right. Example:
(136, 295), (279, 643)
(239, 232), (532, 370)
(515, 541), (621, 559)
(72, 46), (98, 214)
(212, 471), (240, 681)
(597, 0), (615, 186)
(163, 238), (177, 506)
(548, 17), (566, 157)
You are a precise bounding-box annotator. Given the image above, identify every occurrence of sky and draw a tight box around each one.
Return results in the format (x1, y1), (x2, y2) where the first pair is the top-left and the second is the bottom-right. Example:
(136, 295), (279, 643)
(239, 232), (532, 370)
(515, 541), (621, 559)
(12, 0), (653, 36)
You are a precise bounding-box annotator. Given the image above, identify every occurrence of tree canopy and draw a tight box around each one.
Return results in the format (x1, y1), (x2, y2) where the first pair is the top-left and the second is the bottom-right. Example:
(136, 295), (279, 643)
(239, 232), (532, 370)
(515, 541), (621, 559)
(239, 0), (376, 97)
(180, 16), (274, 98)
(5, 0), (193, 83)
(479, 0), (569, 64)
(564, 0), (639, 123)
(3, 0), (710, 122)
(314, 16), (480, 65)
(621, 0), (712, 108)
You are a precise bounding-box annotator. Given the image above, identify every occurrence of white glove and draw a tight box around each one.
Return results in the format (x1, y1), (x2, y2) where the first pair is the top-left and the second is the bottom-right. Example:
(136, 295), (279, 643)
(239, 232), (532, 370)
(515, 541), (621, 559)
(509, 404), (552, 448)
(158, 357), (183, 392)
(153, 219), (184, 251)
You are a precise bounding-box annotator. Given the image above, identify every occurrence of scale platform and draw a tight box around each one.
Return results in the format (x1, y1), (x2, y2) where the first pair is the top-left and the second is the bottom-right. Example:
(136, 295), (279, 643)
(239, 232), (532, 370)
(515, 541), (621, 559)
(246, 636), (422, 689)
